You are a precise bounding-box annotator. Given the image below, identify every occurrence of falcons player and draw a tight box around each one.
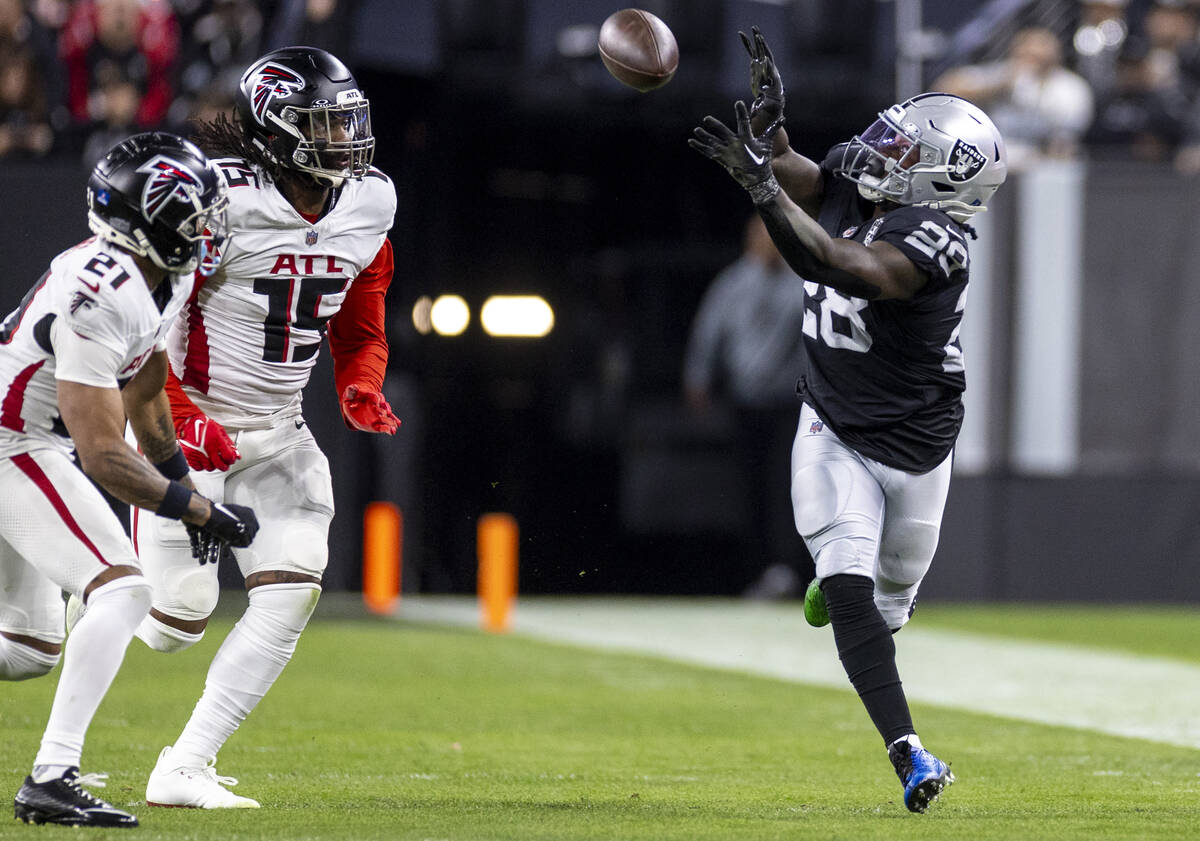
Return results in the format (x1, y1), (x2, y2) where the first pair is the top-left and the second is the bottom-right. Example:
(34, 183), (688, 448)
(0, 133), (258, 827)
(689, 29), (1006, 813)
(129, 47), (399, 809)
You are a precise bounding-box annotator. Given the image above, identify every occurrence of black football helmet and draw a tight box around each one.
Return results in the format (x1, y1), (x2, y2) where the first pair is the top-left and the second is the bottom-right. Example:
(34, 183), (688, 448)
(235, 46), (374, 186)
(86, 132), (228, 275)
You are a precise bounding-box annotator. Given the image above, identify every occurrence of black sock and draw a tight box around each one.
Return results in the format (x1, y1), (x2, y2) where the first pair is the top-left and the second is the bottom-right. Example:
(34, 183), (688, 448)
(822, 573), (915, 745)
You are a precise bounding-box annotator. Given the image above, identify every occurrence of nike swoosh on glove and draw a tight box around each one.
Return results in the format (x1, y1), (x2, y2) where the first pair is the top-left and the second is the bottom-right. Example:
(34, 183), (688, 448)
(177, 413), (240, 471)
(341, 384), (400, 434)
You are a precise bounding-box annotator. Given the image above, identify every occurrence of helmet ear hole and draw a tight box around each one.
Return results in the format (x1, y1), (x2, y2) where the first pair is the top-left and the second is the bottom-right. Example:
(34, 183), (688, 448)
(931, 181), (956, 193)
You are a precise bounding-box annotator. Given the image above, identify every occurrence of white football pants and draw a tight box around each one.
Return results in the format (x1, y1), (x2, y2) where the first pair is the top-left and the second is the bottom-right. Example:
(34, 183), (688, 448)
(790, 403), (952, 630)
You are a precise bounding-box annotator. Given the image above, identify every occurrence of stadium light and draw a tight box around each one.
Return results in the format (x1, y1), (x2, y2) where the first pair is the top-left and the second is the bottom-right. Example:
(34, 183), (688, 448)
(430, 294), (470, 336)
(480, 295), (555, 338)
(411, 295), (433, 335)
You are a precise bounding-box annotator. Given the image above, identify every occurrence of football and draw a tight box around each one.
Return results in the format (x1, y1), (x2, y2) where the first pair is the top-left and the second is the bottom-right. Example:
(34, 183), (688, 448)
(597, 8), (679, 92)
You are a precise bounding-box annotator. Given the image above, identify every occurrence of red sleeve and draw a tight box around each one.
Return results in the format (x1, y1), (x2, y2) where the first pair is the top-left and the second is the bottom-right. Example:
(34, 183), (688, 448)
(328, 239), (393, 415)
(162, 271), (207, 428)
(163, 366), (202, 430)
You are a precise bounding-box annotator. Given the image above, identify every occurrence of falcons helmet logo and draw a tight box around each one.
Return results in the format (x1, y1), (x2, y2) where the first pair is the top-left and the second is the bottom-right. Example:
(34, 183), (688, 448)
(136, 156), (204, 222)
(248, 62), (306, 126)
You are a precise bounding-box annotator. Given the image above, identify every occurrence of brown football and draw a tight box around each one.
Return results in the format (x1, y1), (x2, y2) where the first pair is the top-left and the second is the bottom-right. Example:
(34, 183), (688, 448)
(598, 8), (679, 92)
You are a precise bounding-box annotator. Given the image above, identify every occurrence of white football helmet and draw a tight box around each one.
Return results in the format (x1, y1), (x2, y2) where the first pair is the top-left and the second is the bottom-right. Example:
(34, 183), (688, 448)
(837, 93), (1007, 222)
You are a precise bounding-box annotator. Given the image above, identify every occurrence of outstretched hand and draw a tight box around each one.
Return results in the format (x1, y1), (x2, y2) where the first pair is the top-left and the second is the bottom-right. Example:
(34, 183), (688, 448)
(739, 26), (785, 133)
(341, 384), (400, 434)
(688, 100), (781, 205)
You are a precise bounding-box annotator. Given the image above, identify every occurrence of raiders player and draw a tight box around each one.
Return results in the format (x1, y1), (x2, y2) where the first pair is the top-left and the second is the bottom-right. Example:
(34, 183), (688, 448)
(689, 28), (1006, 813)
(127, 47), (399, 809)
(0, 133), (258, 827)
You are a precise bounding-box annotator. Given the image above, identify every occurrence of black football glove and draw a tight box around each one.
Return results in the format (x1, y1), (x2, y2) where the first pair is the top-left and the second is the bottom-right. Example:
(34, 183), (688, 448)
(688, 100), (781, 205)
(739, 26), (785, 134)
(199, 502), (259, 548)
(186, 523), (222, 566)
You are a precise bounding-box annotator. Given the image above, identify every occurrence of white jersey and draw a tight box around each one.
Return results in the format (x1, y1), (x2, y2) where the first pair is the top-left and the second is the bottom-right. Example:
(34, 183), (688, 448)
(168, 159), (396, 427)
(0, 238), (190, 458)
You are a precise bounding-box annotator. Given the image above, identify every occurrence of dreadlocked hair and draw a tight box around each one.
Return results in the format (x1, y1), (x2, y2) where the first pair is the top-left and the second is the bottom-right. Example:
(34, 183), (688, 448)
(190, 112), (285, 182)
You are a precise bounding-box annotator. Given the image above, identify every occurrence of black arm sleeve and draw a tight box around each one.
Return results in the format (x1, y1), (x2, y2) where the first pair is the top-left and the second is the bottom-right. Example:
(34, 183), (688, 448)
(755, 198), (884, 300)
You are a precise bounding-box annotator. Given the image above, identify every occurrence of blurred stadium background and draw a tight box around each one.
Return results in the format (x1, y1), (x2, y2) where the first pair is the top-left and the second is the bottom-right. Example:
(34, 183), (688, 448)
(3, 0), (1200, 605)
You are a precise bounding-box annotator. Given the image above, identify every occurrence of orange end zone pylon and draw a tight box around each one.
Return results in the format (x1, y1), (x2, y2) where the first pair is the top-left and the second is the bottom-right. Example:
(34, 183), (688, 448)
(477, 512), (518, 632)
(363, 502), (402, 614)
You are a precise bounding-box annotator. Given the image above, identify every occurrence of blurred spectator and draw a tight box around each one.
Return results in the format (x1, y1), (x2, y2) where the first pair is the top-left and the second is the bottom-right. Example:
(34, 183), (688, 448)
(0, 47), (52, 156)
(172, 80), (234, 144)
(1072, 0), (1130, 99)
(1087, 37), (1191, 161)
(934, 27), (1095, 166)
(1142, 0), (1200, 94)
(30, 0), (68, 30)
(265, 0), (355, 55)
(60, 0), (179, 130)
(0, 0), (65, 128)
(683, 215), (813, 599)
(168, 0), (262, 129)
(79, 73), (140, 166)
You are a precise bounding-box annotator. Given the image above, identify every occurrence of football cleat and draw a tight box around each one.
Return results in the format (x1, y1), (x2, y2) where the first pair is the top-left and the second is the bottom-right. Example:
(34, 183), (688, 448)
(145, 746), (260, 809)
(14, 768), (138, 827)
(888, 740), (954, 813)
(803, 578), (829, 627)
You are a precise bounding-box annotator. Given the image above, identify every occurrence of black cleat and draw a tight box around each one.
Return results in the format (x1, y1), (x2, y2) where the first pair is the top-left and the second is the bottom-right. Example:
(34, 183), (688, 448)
(14, 768), (138, 827)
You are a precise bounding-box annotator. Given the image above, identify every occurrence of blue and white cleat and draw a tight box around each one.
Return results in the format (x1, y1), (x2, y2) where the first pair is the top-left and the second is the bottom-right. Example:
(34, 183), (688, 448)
(888, 740), (954, 813)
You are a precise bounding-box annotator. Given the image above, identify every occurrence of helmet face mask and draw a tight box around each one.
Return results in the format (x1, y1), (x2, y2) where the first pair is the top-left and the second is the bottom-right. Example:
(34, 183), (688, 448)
(237, 48), (375, 187)
(837, 93), (1007, 222)
(87, 132), (228, 275)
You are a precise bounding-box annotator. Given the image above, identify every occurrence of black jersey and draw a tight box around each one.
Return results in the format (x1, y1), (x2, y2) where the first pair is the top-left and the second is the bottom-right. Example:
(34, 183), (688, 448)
(798, 145), (971, 473)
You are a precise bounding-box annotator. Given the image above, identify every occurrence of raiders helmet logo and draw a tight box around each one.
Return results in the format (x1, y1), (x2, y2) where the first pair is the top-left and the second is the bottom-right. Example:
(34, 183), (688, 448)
(248, 62), (306, 126)
(136, 156), (204, 222)
(947, 138), (987, 183)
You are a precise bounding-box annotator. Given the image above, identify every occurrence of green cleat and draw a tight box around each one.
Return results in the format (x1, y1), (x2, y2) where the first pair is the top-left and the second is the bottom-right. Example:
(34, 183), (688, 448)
(803, 578), (829, 627)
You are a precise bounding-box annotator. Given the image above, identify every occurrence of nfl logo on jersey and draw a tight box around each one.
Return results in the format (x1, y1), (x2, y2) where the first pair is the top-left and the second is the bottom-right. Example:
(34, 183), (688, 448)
(305, 230), (318, 246)
(809, 420), (824, 434)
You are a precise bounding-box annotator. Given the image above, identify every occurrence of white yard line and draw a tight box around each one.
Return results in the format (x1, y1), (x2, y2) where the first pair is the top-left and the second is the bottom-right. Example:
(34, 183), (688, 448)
(396, 596), (1200, 749)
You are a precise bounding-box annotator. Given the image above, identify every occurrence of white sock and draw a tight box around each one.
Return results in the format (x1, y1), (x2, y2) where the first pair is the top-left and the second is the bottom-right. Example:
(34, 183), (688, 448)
(171, 583), (319, 767)
(0, 636), (60, 680)
(31, 764), (72, 783)
(32, 576), (151, 769)
(890, 733), (924, 751)
(135, 613), (203, 653)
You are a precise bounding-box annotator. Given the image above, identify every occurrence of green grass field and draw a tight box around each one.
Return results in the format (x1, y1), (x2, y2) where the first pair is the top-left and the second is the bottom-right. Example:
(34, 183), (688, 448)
(3, 598), (1200, 840)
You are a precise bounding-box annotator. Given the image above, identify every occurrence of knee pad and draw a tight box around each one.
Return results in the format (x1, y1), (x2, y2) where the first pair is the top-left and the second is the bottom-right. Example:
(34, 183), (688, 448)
(237, 522), (330, 579)
(87, 575), (153, 617)
(135, 613), (204, 653)
(878, 519), (940, 587)
(281, 524), (329, 578)
(0, 637), (60, 680)
(153, 564), (220, 623)
(241, 583), (322, 665)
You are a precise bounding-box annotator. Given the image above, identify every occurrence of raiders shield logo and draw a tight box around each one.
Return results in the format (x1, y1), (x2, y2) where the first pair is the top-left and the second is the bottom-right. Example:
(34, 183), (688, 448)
(947, 138), (986, 183)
